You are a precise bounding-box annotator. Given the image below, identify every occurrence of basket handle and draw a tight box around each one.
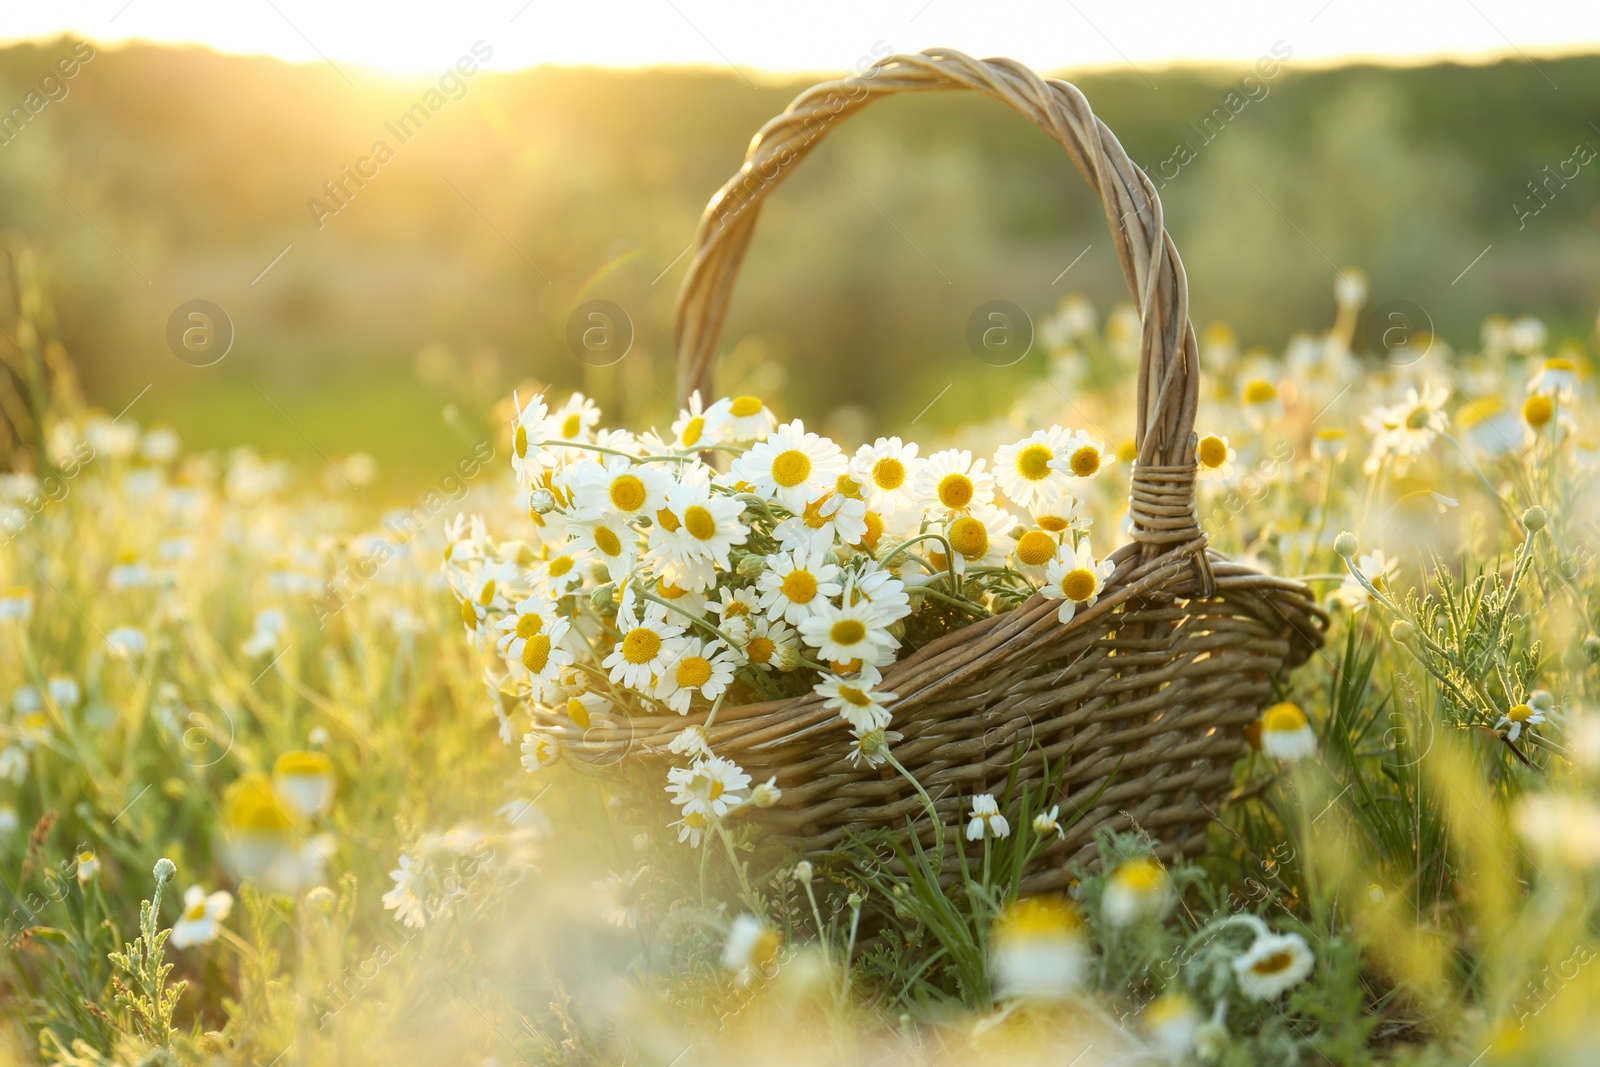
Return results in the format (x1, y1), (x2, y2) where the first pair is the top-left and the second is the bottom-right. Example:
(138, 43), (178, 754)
(674, 48), (1203, 550)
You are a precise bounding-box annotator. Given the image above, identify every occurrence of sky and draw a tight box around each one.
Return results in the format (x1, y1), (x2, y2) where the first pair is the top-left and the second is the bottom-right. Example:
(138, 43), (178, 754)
(3, 0), (1597, 79)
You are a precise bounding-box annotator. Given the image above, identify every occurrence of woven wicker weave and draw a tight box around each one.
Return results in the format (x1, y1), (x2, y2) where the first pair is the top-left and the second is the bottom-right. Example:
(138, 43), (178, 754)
(542, 49), (1326, 889)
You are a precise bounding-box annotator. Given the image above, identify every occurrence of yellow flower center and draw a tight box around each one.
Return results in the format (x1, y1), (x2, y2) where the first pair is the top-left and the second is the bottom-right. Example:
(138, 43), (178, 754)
(1243, 379), (1277, 404)
(802, 495), (831, 529)
(1060, 567), (1097, 602)
(1405, 405), (1431, 430)
(771, 449), (811, 488)
(729, 396), (764, 418)
(937, 473), (974, 509)
(947, 516), (989, 559)
(1069, 446), (1101, 477)
(994, 896), (1083, 941)
(184, 899), (208, 921)
(561, 412), (582, 438)
(1546, 356), (1577, 372)
(1112, 856), (1166, 892)
(839, 685), (872, 707)
(1197, 435), (1229, 468)
(610, 474), (647, 512)
(1263, 701), (1308, 733)
(781, 570), (818, 604)
(655, 508), (681, 533)
(861, 511), (884, 549)
(621, 628), (662, 665)
(1016, 443), (1054, 481)
(752, 929), (782, 970)
(657, 580), (689, 599)
(676, 656), (713, 689)
(478, 580), (496, 606)
(682, 810), (706, 829)
(681, 415), (704, 446)
(830, 619), (867, 646)
(1252, 951), (1296, 976)
(723, 599), (751, 618)
(548, 555), (575, 577)
(1508, 703), (1533, 723)
(747, 637), (775, 664)
(461, 598), (478, 628)
(516, 613), (544, 638)
(1523, 393), (1554, 428)
(872, 457), (906, 490)
(514, 424), (528, 458)
(1015, 530), (1056, 568)
(836, 474), (863, 499)
(593, 526), (622, 557)
(566, 696), (591, 728)
(521, 634), (552, 673)
(682, 505), (717, 540)
(1037, 515), (1070, 533)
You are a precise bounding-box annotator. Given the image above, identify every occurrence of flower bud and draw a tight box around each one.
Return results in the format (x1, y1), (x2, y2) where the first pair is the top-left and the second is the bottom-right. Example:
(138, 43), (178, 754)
(305, 885), (337, 914)
(529, 488), (558, 515)
(152, 857), (176, 884)
(1390, 619), (1416, 642)
(735, 553), (767, 580)
(1522, 505), (1548, 532)
(751, 777), (782, 808)
(1333, 531), (1358, 557)
(794, 860), (814, 884)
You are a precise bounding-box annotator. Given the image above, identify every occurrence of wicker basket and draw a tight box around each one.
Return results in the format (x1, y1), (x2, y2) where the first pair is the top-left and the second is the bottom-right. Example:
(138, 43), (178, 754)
(540, 49), (1326, 890)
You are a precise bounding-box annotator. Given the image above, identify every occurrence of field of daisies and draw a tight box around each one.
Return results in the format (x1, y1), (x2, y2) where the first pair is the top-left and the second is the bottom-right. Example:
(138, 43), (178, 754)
(4, 265), (1600, 1067)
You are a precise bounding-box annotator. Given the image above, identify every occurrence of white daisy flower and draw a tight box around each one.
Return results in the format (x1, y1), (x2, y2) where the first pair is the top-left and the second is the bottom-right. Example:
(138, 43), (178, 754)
(775, 487), (867, 553)
(1260, 702), (1316, 761)
(966, 793), (1011, 840)
(815, 666), (898, 732)
(271, 750), (336, 819)
(722, 914), (782, 983)
(568, 514), (640, 584)
(1011, 525), (1065, 580)
(1195, 434), (1237, 481)
(1240, 377), (1283, 423)
(568, 455), (671, 522)
(846, 726), (901, 768)
(520, 729), (561, 771)
(170, 885), (234, 948)
(669, 390), (724, 451)
(673, 809), (709, 847)
(666, 755), (751, 819)
(844, 564), (912, 625)
(657, 637), (738, 714)
(46, 675), (81, 710)
(990, 897), (1087, 1000)
(653, 471), (749, 570)
(1028, 492), (1086, 537)
(548, 392), (601, 446)
(915, 448), (995, 516)
(1363, 381), (1449, 471)
(1529, 353), (1580, 401)
(509, 393), (553, 485)
(1050, 431), (1116, 482)
(603, 606), (686, 692)
(741, 616), (799, 672)
(1042, 539), (1115, 624)
(1032, 805), (1063, 838)
(731, 419), (847, 512)
(797, 588), (899, 668)
(707, 395), (779, 442)
(850, 437), (925, 514)
(506, 614), (574, 699)
(1232, 931), (1315, 1001)
(668, 724), (714, 760)
(1334, 549), (1398, 611)
(994, 427), (1076, 510)
(1102, 856), (1174, 926)
(0, 587), (33, 622)
(382, 854), (428, 929)
(935, 503), (1016, 576)
(1495, 701), (1547, 743)
(756, 547), (841, 627)
(1143, 994), (1203, 1064)
(105, 626), (148, 661)
(706, 586), (761, 644)
(530, 546), (588, 598)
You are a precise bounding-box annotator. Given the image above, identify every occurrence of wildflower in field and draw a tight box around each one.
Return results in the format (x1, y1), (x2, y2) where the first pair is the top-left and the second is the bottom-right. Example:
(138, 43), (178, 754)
(240, 608), (288, 658)
(1455, 395), (1520, 458)
(1053, 431), (1116, 484)
(1335, 549), (1398, 611)
(75, 847), (99, 885)
(1232, 930), (1315, 1000)
(732, 419), (845, 512)
(1240, 377), (1282, 423)
(595, 868), (647, 928)
(707, 394), (778, 442)
(756, 547), (841, 627)
(272, 750), (336, 819)
(603, 605), (686, 691)
(1102, 855), (1175, 926)
(383, 854), (428, 929)
(1364, 381), (1449, 471)
(104, 626), (147, 661)
(657, 638), (737, 713)
(1495, 701), (1547, 743)
(16, 709), (50, 749)
(108, 549), (152, 590)
(170, 885), (234, 948)
(851, 437), (924, 513)
(989, 896), (1087, 1000)
(1143, 993), (1202, 1065)
(0, 587), (32, 622)
(741, 616), (798, 672)
(722, 914), (781, 983)
(223, 773), (332, 892)
(1195, 433), (1236, 481)
(1514, 793), (1600, 869)
(672, 809), (708, 848)
(520, 730), (560, 771)
(667, 756), (750, 821)
(1033, 805), (1063, 838)
(916, 448), (996, 517)
(816, 667), (898, 732)
(1259, 702), (1316, 762)
(548, 392), (601, 445)
(1312, 426), (1349, 463)
(846, 726), (900, 768)
(966, 794), (1011, 841)
(1042, 538), (1114, 624)
(994, 427), (1076, 510)
(1507, 315), (1547, 356)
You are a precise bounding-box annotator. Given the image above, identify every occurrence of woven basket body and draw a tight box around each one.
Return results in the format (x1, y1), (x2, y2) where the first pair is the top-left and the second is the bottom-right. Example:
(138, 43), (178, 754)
(542, 49), (1326, 890)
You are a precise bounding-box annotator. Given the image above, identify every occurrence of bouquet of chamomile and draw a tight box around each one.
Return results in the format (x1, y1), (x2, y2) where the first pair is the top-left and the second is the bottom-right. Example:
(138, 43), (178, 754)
(447, 390), (1118, 846)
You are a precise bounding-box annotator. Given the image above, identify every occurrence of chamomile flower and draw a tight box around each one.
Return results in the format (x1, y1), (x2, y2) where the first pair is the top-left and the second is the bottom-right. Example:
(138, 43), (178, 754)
(272, 750), (336, 819)
(731, 420), (846, 512)
(741, 616), (799, 672)
(756, 547), (841, 626)
(1042, 539), (1115, 624)
(815, 666), (899, 732)
(1028, 493), (1086, 537)
(669, 391), (722, 451)
(1335, 549), (1398, 611)
(666, 755), (751, 819)
(966, 793), (1011, 840)
(775, 491), (867, 553)
(1529, 355), (1580, 401)
(531, 546), (587, 598)
(1364, 382), (1449, 469)
(1260, 702), (1316, 761)
(846, 726), (901, 768)
(495, 593), (559, 657)
(548, 392), (601, 446)
(1012, 526), (1064, 579)
(1195, 434), (1236, 481)
(844, 565), (912, 625)
(722, 914), (782, 983)
(170, 885), (234, 948)
(994, 427), (1076, 510)
(1312, 426), (1350, 463)
(657, 638), (737, 714)
(1232, 931), (1315, 1001)
(1241, 377), (1283, 422)
(509, 393), (553, 483)
(669, 724), (714, 760)
(46, 675), (80, 710)
(706, 586), (760, 643)
(599, 610), (680, 697)
(0, 588), (32, 622)
(506, 613), (574, 699)
(655, 470), (749, 570)
(990, 896), (1087, 999)
(935, 503), (1016, 576)
(915, 449), (995, 516)
(1143, 994), (1203, 1064)
(1032, 805), (1063, 838)
(1050, 431), (1116, 483)
(798, 592), (899, 668)
(569, 456), (671, 522)
(1496, 701), (1546, 743)
(1103, 856), (1175, 926)
(568, 514), (640, 583)
(708, 395), (779, 442)
(850, 437), (924, 513)
(520, 730), (561, 771)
